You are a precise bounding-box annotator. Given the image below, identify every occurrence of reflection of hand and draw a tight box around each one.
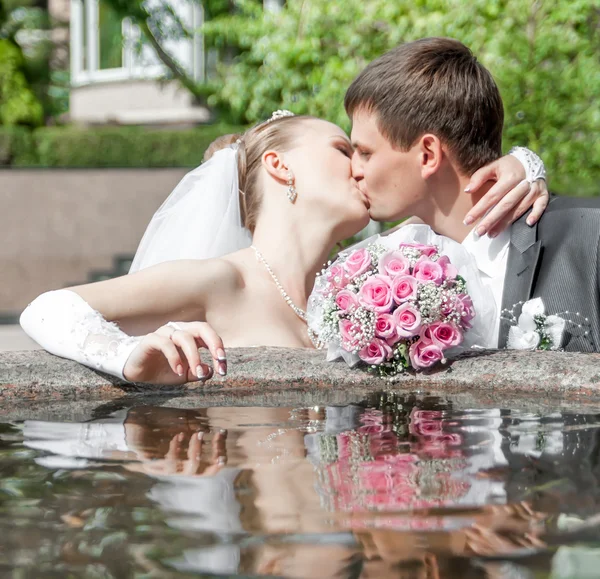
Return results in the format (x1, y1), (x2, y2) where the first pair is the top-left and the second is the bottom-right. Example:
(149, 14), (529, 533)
(127, 429), (227, 477)
(123, 321), (227, 385)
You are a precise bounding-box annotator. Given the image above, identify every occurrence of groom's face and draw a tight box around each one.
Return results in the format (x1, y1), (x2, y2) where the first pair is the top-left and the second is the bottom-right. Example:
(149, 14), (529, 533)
(350, 109), (426, 222)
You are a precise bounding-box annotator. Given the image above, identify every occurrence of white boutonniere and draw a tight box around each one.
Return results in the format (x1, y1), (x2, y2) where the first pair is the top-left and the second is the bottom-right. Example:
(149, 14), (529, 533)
(505, 298), (566, 351)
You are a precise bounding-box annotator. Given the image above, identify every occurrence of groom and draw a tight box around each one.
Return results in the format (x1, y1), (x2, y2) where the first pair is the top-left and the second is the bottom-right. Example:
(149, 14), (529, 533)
(346, 37), (600, 352)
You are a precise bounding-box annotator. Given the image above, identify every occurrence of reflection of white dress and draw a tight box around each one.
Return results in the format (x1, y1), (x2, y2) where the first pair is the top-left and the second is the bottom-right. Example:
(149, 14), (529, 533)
(21, 414), (245, 576)
(149, 469), (243, 574)
(22, 409), (132, 468)
(307, 224), (497, 367)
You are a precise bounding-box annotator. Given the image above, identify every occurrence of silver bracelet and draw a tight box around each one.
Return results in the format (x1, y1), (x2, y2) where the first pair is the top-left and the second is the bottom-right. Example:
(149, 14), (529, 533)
(508, 146), (547, 183)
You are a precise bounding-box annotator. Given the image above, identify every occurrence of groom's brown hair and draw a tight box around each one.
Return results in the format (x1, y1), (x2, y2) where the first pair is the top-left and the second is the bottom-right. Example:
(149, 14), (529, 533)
(345, 37), (504, 174)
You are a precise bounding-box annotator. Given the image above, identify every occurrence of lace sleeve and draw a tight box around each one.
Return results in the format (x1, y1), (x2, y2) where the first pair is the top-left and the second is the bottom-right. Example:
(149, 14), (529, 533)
(20, 290), (142, 380)
(508, 146), (547, 183)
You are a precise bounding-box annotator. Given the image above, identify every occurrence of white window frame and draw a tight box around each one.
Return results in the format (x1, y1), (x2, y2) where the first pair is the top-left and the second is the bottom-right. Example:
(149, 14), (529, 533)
(70, 0), (204, 86)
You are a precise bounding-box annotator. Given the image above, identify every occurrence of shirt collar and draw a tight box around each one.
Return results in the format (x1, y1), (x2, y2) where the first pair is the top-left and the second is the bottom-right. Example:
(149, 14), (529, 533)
(461, 227), (510, 278)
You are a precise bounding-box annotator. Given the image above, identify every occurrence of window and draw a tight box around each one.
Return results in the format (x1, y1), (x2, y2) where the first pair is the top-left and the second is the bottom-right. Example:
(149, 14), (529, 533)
(70, 0), (204, 85)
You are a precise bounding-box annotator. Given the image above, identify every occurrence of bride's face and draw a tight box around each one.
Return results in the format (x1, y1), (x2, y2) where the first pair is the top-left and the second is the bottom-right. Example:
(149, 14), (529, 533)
(284, 119), (371, 239)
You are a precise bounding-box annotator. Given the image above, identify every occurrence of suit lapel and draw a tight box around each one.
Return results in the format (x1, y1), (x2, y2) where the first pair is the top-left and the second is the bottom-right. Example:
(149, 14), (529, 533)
(498, 218), (542, 348)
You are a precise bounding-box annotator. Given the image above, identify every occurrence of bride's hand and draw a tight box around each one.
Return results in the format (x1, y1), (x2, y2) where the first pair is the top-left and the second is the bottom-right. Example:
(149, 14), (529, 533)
(463, 154), (549, 238)
(123, 321), (227, 384)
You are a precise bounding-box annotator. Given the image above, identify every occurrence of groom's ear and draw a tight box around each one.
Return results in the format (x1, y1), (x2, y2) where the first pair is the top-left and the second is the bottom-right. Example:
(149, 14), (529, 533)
(262, 150), (290, 183)
(418, 134), (444, 180)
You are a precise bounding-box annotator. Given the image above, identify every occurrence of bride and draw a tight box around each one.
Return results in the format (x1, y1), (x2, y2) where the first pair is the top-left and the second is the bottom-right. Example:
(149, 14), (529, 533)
(20, 112), (548, 385)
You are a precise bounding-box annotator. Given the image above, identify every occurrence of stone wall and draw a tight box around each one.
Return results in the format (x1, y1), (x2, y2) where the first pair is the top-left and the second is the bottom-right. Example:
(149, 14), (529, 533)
(2, 349), (600, 413)
(0, 168), (188, 315)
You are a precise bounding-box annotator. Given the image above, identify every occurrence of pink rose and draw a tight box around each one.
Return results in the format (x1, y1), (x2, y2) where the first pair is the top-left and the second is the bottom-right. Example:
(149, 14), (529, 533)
(374, 313), (398, 343)
(418, 433), (464, 459)
(437, 255), (458, 280)
(327, 264), (349, 290)
(359, 337), (393, 365)
(358, 275), (393, 313)
(411, 419), (443, 437)
(378, 251), (410, 278)
(344, 248), (372, 279)
(423, 321), (463, 349)
(409, 337), (444, 369)
(456, 293), (475, 329)
(399, 243), (438, 257)
(335, 289), (359, 313)
(413, 257), (444, 285)
(339, 318), (362, 351)
(391, 274), (418, 304)
(393, 303), (422, 338)
(357, 423), (386, 435)
(411, 410), (443, 422)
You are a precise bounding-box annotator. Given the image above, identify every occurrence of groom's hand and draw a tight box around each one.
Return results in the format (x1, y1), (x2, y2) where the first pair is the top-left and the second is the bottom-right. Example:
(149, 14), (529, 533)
(463, 156), (549, 238)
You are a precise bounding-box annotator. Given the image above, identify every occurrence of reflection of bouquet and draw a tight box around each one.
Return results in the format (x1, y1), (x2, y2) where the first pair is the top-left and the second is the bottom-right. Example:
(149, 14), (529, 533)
(314, 241), (475, 375)
(312, 408), (469, 528)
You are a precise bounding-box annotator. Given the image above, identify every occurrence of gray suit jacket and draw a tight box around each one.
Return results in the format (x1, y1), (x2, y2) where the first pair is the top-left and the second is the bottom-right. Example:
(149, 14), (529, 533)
(498, 196), (600, 352)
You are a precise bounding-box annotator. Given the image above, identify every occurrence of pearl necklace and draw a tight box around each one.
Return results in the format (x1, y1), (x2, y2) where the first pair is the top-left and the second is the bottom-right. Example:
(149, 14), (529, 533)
(251, 245), (324, 349)
(251, 245), (307, 321)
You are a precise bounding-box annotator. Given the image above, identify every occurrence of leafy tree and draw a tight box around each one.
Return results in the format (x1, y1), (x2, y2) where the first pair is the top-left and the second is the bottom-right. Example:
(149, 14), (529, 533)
(0, 0), (53, 126)
(202, 0), (600, 194)
(0, 2), (44, 126)
(75, 0), (599, 193)
(100, 0), (241, 101)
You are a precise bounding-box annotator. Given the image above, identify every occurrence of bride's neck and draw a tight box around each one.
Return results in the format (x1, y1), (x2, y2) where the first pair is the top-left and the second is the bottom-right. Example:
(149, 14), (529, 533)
(250, 215), (336, 307)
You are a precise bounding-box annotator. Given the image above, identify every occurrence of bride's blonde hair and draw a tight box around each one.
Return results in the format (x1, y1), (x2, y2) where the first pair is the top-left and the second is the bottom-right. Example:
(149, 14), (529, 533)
(203, 115), (312, 233)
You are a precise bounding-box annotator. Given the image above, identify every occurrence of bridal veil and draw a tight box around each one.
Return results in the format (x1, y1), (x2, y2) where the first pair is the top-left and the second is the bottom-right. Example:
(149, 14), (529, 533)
(129, 146), (252, 273)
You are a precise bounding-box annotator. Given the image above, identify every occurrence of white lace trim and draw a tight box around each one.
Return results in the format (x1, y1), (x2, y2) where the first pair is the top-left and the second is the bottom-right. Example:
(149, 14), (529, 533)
(20, 290), (142, 380)
(508, 146), (547, 183)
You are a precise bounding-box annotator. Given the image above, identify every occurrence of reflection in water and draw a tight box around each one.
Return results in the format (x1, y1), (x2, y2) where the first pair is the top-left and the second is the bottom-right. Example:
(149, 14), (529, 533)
(2, 394), (600, 577)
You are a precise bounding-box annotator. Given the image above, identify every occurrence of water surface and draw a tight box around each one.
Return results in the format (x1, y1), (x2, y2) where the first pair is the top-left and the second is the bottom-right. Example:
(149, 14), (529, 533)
(2, 392), (600, 578)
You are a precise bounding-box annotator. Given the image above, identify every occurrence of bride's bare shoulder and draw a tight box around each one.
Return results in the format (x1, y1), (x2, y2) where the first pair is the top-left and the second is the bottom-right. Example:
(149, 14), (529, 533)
(185, 256), (245, 291)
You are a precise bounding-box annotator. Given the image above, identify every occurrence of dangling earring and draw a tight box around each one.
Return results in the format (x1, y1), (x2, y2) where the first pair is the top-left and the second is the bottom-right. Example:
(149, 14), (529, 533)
(286, 172), (298, 204)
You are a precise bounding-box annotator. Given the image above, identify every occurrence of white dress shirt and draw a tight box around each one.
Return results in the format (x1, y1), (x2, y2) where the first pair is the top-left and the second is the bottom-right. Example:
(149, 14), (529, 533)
(461, 229), (510, 347)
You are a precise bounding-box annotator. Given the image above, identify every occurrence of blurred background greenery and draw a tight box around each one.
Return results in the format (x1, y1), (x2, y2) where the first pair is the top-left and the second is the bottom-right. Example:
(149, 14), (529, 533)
(0, 0), (598, 195)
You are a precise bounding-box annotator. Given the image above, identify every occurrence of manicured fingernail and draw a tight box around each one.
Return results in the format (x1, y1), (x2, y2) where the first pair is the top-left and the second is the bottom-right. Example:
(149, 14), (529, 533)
(196, 365), (206, 379)
(197, 432), (204, 440)
(526, 217), (534, 226)
(476, 225), (486, 237)
(217, 348), (226, 361)
(488, 230), (497, 238)
(218, 362), (227, 376)
(464, 185), (472, 192)
(176, 364), (184, 376)
(217, 456), (226, 465)
(177, 432), (184, 442)
(219, 428), (227, 435)
(463, 215), (474, 226)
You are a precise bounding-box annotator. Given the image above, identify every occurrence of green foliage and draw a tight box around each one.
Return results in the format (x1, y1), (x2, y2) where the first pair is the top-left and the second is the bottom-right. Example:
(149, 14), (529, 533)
(0, 124), (245, 167)
(203, 0), (600, 194)
(0, 39), (44, 127)
(0, 125), (36, 165)
(1, 2), (55, 124)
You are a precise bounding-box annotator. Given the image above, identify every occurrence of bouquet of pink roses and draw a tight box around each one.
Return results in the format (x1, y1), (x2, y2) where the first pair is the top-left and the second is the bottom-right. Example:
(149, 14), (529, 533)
(312, 240), (475, 375)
